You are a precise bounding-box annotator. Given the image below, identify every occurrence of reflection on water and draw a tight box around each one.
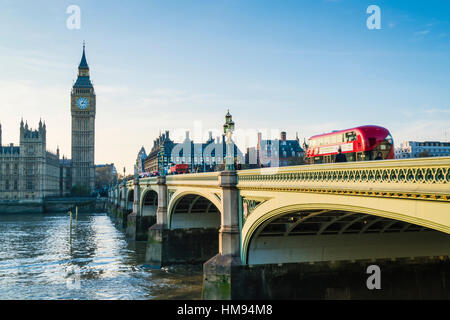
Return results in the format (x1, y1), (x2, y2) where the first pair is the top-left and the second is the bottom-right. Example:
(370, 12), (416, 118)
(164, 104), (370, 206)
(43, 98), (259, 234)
(0, 212), (202, 300)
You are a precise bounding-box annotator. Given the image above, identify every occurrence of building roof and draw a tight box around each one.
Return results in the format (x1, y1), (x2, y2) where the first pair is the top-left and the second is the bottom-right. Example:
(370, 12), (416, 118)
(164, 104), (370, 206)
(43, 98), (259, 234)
(279, 140), (304, 154)
(79, 44), (89, 69)
(0, 146), (20, 155)
(260, 139), (304, 154)
(74, 44), (93, 89)
(73, 76), (93, 88)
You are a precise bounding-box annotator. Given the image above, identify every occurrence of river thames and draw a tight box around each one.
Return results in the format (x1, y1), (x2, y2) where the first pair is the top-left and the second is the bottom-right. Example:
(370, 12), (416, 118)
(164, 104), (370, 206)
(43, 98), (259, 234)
(0, 212), (203, 300)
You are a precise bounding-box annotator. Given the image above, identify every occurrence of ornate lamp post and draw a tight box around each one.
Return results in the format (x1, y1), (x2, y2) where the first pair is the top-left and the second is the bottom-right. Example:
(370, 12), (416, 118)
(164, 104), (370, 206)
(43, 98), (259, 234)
(223, 109), (235, 171)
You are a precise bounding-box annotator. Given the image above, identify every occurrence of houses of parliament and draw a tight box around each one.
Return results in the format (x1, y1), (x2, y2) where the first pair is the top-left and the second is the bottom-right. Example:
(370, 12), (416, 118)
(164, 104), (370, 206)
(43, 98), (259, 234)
(0, 45), (96, 201)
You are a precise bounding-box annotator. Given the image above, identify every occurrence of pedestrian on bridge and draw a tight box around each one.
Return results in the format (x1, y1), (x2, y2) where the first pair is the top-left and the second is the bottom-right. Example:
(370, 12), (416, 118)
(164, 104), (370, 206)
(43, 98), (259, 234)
(335, 148), (347, 163)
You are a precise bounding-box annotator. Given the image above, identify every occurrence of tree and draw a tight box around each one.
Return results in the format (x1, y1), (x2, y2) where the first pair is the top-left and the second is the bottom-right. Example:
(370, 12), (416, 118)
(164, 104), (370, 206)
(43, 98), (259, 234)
(95, 165), (118, 190)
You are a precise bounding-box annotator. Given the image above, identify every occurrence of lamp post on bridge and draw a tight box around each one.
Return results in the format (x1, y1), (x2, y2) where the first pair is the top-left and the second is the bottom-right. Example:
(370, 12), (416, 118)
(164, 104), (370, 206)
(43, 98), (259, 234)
(223, 109), (235, 171)
(203, 109), (241, 299)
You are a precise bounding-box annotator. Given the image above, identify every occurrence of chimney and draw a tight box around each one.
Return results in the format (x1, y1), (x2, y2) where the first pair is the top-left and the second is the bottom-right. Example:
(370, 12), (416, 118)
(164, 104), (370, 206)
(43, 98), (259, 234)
(280, 131), (287, 141)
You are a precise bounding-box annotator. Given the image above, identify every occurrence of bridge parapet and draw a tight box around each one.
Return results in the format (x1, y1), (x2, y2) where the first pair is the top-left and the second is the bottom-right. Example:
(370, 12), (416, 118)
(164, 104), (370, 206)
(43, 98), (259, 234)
(126, 179), (134, 188)
(165, 172), (220, 188)
(237, 157), (450, 201)
(139, 177), (157, 186)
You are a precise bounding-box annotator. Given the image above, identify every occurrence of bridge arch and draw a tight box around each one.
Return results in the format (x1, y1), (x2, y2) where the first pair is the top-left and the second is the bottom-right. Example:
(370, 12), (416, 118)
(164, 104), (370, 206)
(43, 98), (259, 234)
(118, 189), (123, 206)
(126, 188), (134, 211)
(139, 187), (158, 217)
(241, 194), (450, 265)
(168, 190), (221, 230)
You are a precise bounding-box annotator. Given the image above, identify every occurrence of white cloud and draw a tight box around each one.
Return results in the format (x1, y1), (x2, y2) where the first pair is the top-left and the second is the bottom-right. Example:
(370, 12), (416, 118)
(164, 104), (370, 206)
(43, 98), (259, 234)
(414, 30), (430, 36)
(424, 108), (450, 114)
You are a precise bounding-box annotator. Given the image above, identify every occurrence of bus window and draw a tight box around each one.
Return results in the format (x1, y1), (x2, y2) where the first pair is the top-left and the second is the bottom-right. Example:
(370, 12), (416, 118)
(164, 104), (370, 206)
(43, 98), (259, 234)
(385, 134), (393, 145)
(332, 135), (338, 143)
(345, 131), (357, 142)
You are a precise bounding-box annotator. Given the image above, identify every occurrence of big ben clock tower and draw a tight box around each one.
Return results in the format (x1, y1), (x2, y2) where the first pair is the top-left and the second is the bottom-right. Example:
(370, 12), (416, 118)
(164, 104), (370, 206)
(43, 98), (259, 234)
(71, 43), (96, 191)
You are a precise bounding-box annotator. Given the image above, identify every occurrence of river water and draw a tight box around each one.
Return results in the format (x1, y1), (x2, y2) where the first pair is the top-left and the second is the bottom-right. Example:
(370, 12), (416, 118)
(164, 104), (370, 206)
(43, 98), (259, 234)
(0, 212), (203, 300)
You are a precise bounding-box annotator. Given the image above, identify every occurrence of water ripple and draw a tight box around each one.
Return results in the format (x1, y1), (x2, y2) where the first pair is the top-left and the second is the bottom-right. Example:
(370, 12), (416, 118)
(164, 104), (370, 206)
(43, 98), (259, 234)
(0, 212), (202, 300)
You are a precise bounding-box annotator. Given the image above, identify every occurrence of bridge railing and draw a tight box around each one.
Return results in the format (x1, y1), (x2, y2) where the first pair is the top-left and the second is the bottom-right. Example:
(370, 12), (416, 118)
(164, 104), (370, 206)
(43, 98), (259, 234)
(237, 157), (450, 201)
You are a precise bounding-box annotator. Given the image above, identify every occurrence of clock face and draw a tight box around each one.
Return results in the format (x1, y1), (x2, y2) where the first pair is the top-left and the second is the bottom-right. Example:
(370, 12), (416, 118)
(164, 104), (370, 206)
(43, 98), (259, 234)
(76, 97), (89, 110)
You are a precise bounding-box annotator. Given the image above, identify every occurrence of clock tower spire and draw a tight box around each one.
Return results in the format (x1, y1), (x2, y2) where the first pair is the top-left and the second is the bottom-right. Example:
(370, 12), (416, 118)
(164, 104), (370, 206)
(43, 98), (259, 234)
(78, 41), (89, 76)
(71, 42), (96, 192)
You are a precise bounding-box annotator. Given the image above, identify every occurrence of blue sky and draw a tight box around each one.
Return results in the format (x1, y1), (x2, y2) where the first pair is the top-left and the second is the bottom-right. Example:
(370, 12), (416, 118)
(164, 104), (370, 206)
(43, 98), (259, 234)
(0, 0), (449, 172)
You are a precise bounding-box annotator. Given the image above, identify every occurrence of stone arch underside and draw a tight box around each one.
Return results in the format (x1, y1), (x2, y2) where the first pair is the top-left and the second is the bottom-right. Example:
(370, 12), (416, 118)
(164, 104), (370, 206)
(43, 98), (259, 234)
(170, 193), (221, 230)
(241, 193), (450, 265)
(126, 189), (134, 211)
(146, 191), (222, 265)
(140, 188), (158, 217)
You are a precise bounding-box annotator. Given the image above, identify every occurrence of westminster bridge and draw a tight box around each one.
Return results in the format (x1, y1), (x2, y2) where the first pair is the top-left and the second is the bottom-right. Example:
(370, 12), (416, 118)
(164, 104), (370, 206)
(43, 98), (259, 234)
(107, 157), (450, 299)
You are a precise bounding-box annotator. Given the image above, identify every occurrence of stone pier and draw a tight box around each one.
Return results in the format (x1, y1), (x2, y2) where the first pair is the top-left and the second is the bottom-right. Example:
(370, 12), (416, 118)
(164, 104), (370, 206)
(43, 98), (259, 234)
(145, 176), (219, 266)
(202, 170), (242, 300)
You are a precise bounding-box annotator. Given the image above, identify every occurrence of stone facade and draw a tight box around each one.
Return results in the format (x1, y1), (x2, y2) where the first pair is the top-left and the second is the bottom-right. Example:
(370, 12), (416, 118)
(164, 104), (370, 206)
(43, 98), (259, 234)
(135, 146), (147, 174)
(257, 131), (304, 167)
(71, 44), (96, 191)
(396, 141), (450, 159)
(144, 131), (174, 173)
(0, 120), (62, 201)
(0, 44), (98, 203)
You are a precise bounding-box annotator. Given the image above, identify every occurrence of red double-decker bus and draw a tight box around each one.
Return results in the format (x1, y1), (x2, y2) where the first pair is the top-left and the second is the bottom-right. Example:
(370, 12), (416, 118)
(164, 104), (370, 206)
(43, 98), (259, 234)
(306, 125), (394, 164)
(169, 164), (189, 174)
